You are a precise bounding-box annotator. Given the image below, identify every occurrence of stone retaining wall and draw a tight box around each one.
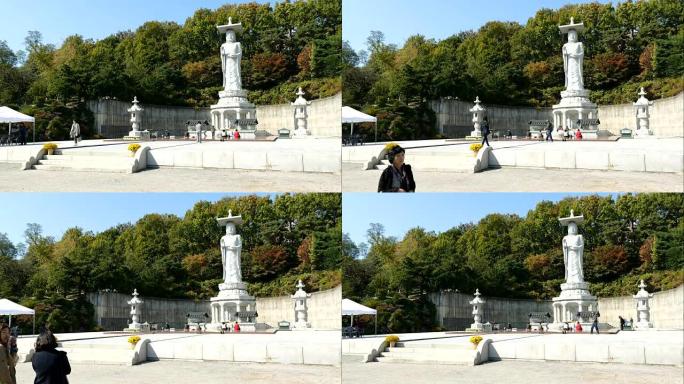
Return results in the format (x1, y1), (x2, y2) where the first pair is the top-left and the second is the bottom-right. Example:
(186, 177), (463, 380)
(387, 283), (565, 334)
(428, 285), (684, 330)
(87, 284), (341, 331)
(430, 92), (683, 138)
(87, 93), (341, 138)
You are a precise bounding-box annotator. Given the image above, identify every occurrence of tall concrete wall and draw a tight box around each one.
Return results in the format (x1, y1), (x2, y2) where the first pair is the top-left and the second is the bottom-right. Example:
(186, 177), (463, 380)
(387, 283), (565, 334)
(428, 284), (684, 331)
(86, 99), (209, 138)
(87, 284), (341, 331)
(429, 98), (551, 138)
(255, 285), (341, 330)
(86, 292), (210, 330)
(256, 93), (341, 137)
(430, 92), (683, 138)
(428, 290), (553, 330)
(87, 92), (341, 138)
(597, 285), (683, 329)
(597, 92), (683, 137)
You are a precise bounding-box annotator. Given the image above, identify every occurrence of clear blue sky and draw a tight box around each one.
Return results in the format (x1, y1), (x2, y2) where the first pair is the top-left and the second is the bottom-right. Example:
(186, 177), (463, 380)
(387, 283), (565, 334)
(343, 0), (613, 52)
(343, 193), (616, 247)
(0, 193), (276, 246)
(0, 0), (274, 53)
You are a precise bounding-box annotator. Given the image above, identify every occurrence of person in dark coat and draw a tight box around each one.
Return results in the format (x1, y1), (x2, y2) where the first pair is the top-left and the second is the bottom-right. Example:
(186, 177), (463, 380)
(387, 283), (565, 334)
(18, 124), (27, 146)
(0, 324), (16, 384)
(481, 117), (491, 146)
(545, 121), (554, 142)
(31, 331), (70, 384)
(377, 145), (415, 192)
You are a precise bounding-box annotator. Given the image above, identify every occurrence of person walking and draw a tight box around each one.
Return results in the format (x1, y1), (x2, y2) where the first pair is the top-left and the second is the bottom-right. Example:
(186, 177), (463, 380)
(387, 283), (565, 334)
(619, 316), (625, 331)
(32, 330), (71, 384)
(481, 117), (491, 147)
(0, 324), (16, 384)
(69, 120), (80, 146)
(545, 121), (554, 142)
(591, 316), (600, 334)
(233, 321), (241, 333)
(377, 145), (416, 193)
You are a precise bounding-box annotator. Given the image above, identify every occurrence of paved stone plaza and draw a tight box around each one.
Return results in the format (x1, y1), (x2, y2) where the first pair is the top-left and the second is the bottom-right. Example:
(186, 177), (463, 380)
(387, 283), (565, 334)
(341, 355), (683, 384)
(0, 163), (339, 192)
(342, 162), (683, 192)
(15, 360), (339, 384)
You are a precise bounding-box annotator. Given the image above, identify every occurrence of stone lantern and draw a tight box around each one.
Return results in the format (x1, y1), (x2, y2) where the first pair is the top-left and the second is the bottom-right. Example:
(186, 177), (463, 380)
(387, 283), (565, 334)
(469, 288), (485, 331)
(291, 87), (312, 138)
(633, 87), (653, 138)
(126, 96), (149, 140)
(633, 279), (653, 330)
(469, 96), (486, 138)
(127, 289), (143, 331)
(291, 280), (312, 330)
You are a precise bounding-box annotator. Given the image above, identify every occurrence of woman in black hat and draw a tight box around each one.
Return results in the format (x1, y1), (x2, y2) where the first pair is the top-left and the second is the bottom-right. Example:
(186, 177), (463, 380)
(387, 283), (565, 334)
(377, 145), (415, 192)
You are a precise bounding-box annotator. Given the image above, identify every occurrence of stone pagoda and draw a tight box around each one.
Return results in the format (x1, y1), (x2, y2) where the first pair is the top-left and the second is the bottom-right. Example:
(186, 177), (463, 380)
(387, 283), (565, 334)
(551, 210), (598, 329)
(633, 279), (654, 330)
(468, 96), (486, 138)
(125, 97), (149, 140)
(127, 289), (144, 331)
(291, 279), (312, 330)
(209, 210), (257, 332)
(210, 18), (258, 139)
(552, 18), (599, 139)
(634, 87), (654, 138)
(291, 87), (312, 138)
(468, 289), (486, 331)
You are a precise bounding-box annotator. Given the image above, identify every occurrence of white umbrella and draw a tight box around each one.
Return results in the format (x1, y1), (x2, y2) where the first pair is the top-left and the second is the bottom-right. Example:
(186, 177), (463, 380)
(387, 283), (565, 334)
(342, 106), (378, 142)
(0, 298), (35, 334)
(0, 106), (36, 143)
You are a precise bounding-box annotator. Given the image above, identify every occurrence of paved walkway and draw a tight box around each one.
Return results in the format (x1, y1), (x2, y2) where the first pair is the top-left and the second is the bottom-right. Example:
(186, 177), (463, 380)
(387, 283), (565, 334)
(15, 360), (339, 384)
(0, 163), (340, 192)
(341, 355), (683, 384)
(342, 162), (683, 192)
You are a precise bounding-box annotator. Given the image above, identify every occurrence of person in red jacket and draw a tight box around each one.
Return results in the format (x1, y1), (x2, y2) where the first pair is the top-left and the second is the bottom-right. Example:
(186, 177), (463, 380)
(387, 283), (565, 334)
(575, 129), (583, 140)
(233, 321), (241, 333)
(233, 129), (240, 140)
(575, 321), (583, 333)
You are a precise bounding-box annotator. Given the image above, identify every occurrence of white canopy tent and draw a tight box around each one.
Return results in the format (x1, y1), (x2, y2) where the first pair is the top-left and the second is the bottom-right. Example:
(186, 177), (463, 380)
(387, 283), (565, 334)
(0, 298), (35, 334)
(342, 298), (377, 334)
(0, 106), (36, 143)
(342, 106), (378, 142)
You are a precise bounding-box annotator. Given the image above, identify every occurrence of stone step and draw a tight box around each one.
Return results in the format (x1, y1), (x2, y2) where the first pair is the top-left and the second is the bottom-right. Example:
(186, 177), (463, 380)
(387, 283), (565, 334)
(55, 149), (130, 157)
(38, 158), (130, 168)
(45, 153), (130, 160)
(32, 164), (130, 173)
(376, 354), (473, 365)
(395, 342), (472, 350)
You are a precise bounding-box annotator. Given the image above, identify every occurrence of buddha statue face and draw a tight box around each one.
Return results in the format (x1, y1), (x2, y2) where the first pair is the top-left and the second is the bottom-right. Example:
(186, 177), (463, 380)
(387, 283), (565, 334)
(568, 30), (577, 43)
(226, 31), (236, 43)
(568, 222), (578, 235)
(226, 223), (236, 235)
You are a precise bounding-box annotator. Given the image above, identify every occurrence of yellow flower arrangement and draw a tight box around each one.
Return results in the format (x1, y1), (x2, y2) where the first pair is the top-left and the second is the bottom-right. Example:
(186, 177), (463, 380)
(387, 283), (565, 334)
(127, 143), (141, 153)
(127, 335), (141, 345)
(385, 335), (400, 343)
(384, 142), (399, 152)
(469, 335), (483, 346)
(42, 143), (58, 150)
(469, 143), (483, 154)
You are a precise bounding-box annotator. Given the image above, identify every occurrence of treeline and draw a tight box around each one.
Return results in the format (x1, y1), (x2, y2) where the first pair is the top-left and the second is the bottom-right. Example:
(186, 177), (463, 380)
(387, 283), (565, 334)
(0, 194), (342, 332)
(0, 0), (341, 140)
(343, 0), (684, 141)
(343, 193), (683, 333)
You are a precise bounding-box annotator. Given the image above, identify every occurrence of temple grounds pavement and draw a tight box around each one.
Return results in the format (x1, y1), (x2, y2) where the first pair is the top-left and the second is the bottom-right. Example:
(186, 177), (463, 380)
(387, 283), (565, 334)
(15, 360), (339, 384)
(342, 138), (684, 192)
(342, 355), (683, 384)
